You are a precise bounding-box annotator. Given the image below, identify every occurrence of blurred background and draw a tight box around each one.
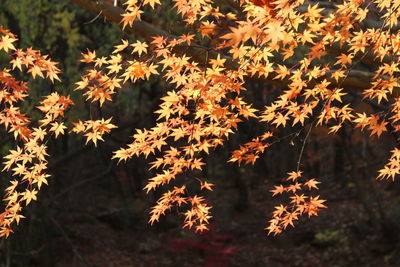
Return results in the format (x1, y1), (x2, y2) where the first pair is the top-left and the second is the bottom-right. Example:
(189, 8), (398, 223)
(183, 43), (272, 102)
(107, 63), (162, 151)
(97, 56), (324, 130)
(0, 0), (400, 266)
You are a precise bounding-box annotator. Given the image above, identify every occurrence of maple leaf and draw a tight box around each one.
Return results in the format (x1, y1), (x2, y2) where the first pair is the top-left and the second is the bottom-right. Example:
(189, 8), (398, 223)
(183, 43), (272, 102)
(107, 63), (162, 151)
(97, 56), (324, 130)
(287, 171), (302, 182)
(143, 0), (161, 8)
(49, 122), (67, 138)
(272, 113), (289, 127)
(274, 64), (290, 80)
(264, 21), (286, 45)
(369, 119), (387, 137)
(113, 39), (129, 53)
(354, 112), (370, 130)
(199, 180), (215, 191)
(270, 185), (285, 196)
(28, 65), (44, 79)
(308, 196), (327, 210)
(0, 35), (17, 52)
(304, 179), (320, 190)
(121, 6), (143, 29)
(34, 173), (50, 189)
(335, 53), (353, 66)
(210, 54), (226, 68)
(23, 189), (38, 205)
(290, 194), (307, 205)
(80, 49), (96, 63)
(5, 180), (19, 194)
(32, 127), (47, 141)
(131, 40), (148, 56)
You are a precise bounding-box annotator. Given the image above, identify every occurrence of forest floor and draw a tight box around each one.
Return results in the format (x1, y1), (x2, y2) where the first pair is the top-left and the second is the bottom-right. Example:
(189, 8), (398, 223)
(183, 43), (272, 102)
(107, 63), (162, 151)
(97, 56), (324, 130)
(49, 173), (400, 267)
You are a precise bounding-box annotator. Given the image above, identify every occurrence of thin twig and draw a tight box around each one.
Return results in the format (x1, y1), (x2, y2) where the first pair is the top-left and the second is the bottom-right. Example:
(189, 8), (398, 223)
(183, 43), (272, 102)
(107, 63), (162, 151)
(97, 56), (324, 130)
(84, 10), (103, 24)
(296, 122), (314, 172)
(295, 3), (397, 172)
(50, 163), (113, 202)
(12, 245), (44, 256)
(46, 213), (90, 267)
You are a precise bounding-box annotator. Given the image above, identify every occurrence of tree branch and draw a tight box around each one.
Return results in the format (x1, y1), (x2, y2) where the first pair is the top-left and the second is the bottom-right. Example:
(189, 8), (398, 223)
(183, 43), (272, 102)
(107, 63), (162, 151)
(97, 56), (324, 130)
(69, 0), (377, 90)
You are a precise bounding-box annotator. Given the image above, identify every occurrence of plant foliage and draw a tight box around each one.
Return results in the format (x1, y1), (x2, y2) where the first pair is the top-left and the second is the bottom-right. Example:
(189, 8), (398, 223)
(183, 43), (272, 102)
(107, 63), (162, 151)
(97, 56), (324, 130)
(1, 0), (400, 237)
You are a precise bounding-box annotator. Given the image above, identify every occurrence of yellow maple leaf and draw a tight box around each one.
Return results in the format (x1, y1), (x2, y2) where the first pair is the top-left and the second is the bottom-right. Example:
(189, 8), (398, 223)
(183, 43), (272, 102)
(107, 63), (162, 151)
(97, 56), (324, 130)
(0, 35), (16, 52)
(50, 122), (67, 138)
(131, 40), (148, 56)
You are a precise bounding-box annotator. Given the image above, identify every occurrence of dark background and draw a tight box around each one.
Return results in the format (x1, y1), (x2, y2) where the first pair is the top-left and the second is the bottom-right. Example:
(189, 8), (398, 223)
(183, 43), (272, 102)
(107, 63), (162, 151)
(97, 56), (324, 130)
(0, 0), (400, 266)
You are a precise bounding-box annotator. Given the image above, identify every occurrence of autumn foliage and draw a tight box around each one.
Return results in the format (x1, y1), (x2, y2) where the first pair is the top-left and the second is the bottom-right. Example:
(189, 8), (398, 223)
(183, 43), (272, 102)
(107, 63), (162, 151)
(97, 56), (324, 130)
(1, 0), (400, 238)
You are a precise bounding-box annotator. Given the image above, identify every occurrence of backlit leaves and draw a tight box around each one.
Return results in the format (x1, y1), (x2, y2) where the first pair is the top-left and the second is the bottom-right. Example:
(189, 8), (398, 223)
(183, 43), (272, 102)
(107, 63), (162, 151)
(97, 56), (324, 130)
(3, 0), (400, 238)
(267, 171), (325, 235)
(102, 0), (400, 235)
(0, 28), (72, 237)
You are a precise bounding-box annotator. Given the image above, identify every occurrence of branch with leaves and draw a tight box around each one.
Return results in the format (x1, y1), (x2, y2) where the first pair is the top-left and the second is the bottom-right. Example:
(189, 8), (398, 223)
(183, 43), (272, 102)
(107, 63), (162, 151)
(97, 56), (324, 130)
(2, 0), (400, 237)
(69, 0), (381, 90)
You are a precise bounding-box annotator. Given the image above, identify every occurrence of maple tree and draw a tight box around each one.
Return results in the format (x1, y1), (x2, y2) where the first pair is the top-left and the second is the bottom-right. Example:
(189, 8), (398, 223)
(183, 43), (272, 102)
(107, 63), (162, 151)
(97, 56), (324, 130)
(2, 0), (400, 238)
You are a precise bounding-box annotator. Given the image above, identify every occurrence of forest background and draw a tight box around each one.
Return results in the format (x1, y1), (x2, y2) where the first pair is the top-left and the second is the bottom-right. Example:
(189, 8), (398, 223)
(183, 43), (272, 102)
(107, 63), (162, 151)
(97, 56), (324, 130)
(0, 0), (400, 266)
